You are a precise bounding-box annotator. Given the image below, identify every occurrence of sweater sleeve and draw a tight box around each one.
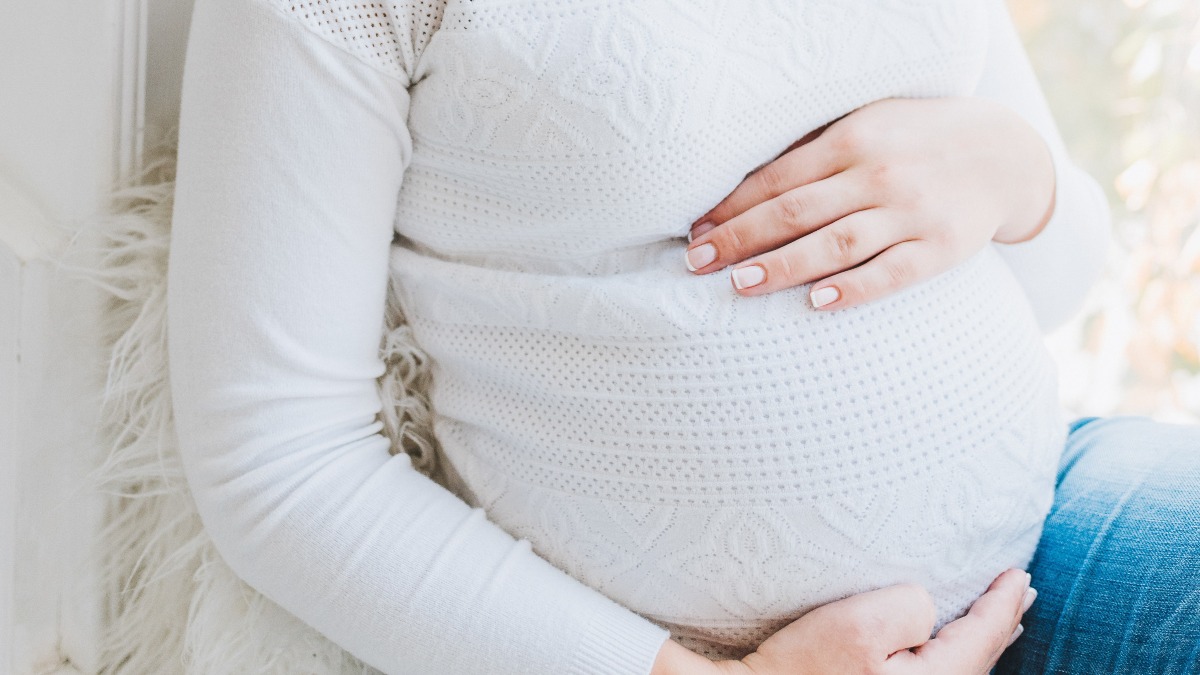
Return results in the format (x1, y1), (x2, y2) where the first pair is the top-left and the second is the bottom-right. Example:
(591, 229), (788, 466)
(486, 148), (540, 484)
(974, 0), (1113, 332)
(165, 1), (671, 673)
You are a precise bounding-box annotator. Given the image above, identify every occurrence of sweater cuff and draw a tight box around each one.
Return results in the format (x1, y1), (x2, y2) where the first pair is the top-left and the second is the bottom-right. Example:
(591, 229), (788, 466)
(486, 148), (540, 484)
(990, 150), (1110, 331)
(566, 597), (672, 675)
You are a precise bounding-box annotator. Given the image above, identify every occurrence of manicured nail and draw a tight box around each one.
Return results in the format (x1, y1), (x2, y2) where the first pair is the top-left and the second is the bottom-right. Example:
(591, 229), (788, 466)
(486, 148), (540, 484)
(810, 286), (840, 308)
(1006, 623), (1024, 647)
(688, 220), (717, 242)
(686, 242), (717, 271)
(731, 264), (766, 289)
(1025, 571), (1033, 586)
(1021, 587), (1038, 613)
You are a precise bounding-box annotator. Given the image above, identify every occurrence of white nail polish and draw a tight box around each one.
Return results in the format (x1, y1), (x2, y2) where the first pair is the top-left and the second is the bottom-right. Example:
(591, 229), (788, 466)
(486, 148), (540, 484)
(810, 286), (840, 308)
(731, 264), (766, 289)
(686, 243), (717, 271)
(1006, 623), (1024, 647)
(1021, 587), (1038, 613)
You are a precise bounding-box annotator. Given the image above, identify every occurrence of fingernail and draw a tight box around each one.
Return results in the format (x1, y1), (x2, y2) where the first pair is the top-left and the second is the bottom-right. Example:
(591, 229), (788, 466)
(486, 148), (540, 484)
(1021, 587), (1038, 613)
(731, 264), (766, 289)
(1025, 571), (1032, 587)
(686, 243), (718, 271)
(688, 220), (717, 242)
(1006, 623), (1024, 647)
(810, 286), (840, 308)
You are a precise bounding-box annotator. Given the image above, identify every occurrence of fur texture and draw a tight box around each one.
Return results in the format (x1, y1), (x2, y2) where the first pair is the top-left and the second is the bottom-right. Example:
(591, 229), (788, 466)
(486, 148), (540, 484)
(54, 136), (445, 674)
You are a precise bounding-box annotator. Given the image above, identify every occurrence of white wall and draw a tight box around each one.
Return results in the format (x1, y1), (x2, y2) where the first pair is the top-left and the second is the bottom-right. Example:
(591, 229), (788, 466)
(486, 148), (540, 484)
(0, 241), (19, 673)
(146, 0), (195, 148)
(0, 0), (138, 224)
(0, 0), (195, 671)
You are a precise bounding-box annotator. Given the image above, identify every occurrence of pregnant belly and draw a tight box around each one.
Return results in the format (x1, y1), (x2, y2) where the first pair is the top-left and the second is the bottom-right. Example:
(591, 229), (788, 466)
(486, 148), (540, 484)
(390, 241), (1067, 658)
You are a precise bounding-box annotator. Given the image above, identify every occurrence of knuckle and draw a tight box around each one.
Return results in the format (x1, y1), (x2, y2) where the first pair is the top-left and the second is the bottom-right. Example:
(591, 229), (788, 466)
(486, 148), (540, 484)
(883, 256), (913, 288)
(776, 191), (809, 230)
(776, 252), (797, 285)
(832, 123), (868, 154)
(866, 162), (895, 192)
(759, 162), (790, 197)
(827, 227), (858, 261)
(722, 223), (748, 256)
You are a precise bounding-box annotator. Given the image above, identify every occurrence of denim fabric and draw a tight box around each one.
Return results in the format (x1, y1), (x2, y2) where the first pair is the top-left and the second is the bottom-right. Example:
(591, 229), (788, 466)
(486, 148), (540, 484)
(995, 415), (1200, 674)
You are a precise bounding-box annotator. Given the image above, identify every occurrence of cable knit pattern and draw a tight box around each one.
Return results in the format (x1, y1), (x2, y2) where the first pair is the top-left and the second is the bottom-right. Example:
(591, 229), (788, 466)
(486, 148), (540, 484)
(395, 246), (1066, 658)
(170, 0), (1107, 669)
(281, 0), (445, 80)
(374, 0), (1061, 659)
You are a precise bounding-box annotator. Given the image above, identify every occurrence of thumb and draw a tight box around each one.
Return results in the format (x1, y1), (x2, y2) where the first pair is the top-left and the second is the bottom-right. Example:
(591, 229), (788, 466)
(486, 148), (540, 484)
(819, 582), (938, 658)
(893, 568), (1030, 674)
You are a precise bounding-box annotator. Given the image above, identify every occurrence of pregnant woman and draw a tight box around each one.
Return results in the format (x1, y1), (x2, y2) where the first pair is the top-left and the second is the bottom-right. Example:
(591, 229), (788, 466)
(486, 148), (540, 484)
(166, 0), (1200, 673)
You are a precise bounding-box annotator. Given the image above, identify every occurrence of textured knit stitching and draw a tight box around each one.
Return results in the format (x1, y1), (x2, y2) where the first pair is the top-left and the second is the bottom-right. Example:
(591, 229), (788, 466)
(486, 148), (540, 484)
(269, 0), (447, 82)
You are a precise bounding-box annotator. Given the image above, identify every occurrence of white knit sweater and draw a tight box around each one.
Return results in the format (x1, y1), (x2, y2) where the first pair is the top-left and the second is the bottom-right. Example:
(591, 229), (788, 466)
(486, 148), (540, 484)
(167, 0), (1111, 672)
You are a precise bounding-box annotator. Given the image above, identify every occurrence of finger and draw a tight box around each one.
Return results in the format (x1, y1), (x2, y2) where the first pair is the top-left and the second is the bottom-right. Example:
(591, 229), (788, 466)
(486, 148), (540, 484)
(725, 208), (900, 295)
(882, 648), (927, 675)
(817, 582), (937, 658)
(684, 173), (869, 272)
(984, 580), (1037, 672)
(944, 569), (1030, 647)
(778, 124), (826, 155)
(691, 128), (850, 232)
(804, 239), (944, 310)
(911, 568), (1031, 674)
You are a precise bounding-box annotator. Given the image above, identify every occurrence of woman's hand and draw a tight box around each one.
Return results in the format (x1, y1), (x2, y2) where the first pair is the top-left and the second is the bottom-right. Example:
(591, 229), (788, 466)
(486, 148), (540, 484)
(683, 97), (1057, 310)
(704, 568), (1036, 675)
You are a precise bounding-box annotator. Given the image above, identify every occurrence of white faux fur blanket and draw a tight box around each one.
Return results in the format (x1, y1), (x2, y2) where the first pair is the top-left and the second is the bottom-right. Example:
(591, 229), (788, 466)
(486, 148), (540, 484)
(58, 139), (446, 674)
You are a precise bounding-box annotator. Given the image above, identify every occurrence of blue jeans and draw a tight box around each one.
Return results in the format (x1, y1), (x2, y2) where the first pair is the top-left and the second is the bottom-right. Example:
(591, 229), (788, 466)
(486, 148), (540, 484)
(995, 415), (1200, 674)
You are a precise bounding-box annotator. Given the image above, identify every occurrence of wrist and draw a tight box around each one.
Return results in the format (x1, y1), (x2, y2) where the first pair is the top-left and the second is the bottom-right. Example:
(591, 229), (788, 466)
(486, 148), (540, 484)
(995, 177), (1056, 244)
(650, 639), (725, 675)
(994, 124), (1058, 245)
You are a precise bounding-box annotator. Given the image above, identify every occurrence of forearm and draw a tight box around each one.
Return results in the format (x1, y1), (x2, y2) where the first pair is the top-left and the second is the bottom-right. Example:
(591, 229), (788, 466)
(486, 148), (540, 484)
(168, 0), (672, 672)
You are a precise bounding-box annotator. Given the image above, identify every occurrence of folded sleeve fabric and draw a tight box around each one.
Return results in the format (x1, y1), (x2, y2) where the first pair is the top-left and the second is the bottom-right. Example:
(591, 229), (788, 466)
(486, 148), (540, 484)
(165, 0), (672, 673)
(975, 0), (1114, 332)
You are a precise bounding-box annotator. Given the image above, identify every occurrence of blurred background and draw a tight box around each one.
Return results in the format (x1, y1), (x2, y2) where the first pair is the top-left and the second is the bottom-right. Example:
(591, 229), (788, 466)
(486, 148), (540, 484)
(1011, 0), (1200, 423)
